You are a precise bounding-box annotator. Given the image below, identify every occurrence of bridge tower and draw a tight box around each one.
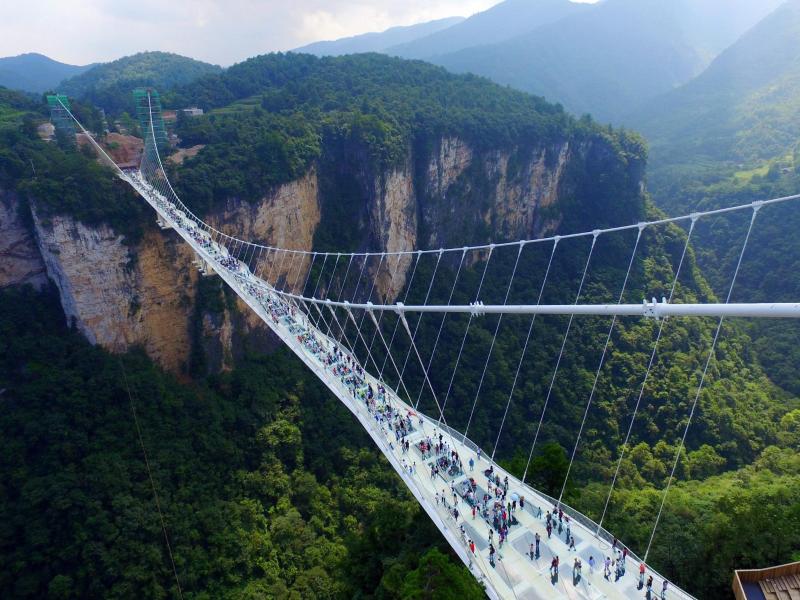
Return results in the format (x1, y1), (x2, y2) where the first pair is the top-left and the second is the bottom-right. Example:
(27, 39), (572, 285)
(46, 94), (76, 149)
(133, 88), (168, 162)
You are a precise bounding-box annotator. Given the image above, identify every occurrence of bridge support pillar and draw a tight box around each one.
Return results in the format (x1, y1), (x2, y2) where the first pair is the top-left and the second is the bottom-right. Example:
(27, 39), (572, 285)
(192, 255), (216, 277)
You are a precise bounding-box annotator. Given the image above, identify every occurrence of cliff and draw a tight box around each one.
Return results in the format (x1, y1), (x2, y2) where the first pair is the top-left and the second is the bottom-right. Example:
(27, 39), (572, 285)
(0, 130), (642, 374)
(0, 189), (47, 289)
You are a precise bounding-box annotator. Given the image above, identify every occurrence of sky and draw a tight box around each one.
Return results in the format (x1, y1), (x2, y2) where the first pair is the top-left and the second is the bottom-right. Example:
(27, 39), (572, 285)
(0, 0), (598, 67)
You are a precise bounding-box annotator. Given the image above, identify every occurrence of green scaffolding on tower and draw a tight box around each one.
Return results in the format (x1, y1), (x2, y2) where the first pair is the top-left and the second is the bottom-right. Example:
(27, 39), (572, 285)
(46, 94), (76, 148)
(133, 87), (168, 163)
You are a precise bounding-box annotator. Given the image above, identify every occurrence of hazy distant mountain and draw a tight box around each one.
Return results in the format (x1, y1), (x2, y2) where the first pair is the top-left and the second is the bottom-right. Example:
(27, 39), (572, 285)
(632, 0), (800, 180)
(60, 51), (222, 114)
(0, 53), (93, 94)
(387, 0), (586, 60)
(294, 17), (464, 57)
(430, 0), (784, 122)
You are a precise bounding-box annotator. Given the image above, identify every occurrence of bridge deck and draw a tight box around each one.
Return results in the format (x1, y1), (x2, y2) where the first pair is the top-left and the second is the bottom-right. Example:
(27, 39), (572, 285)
(126, 171), (692, 600)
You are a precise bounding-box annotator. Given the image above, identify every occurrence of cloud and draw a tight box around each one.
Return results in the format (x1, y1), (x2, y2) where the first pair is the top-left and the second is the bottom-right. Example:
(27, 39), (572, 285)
(0, 0), (596, 66)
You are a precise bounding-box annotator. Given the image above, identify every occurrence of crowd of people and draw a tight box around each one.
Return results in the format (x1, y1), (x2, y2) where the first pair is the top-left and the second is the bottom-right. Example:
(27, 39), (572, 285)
(138, 175), (674, 600)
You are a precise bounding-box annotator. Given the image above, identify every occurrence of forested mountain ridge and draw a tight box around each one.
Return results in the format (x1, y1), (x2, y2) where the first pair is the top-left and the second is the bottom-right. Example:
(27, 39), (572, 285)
(163, 52), (648, 258)
(0, 53), (94, 93)
(59, 51), (222, 116)
(293, 17), (464, 57)
(430, 0), (785, 122)
(385, 0), (586, 60)
(294, 0), (783, 123)
(1, 51), (799, 600)
(631, 0), (800, 197)
(625, 1), (800, 402)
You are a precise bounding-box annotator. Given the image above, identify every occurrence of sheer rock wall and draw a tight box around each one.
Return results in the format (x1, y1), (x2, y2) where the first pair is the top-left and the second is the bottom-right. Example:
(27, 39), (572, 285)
(1, 133), (633, 374)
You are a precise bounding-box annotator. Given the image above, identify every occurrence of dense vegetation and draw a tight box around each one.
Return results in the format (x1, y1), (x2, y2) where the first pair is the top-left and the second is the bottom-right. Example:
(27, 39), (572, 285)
(165, 52), (601, 216)
(630, 2), (800, 399)
(0, 286), (484, 599)
(60, 51), (221, 116)
(0, 88), (145, 240)
(2, 44), (799, 599)
(633, 0), (800, 198)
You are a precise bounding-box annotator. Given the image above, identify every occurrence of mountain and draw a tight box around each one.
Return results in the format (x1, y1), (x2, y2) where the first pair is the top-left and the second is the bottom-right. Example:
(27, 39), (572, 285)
(624, 1), (800, 405)
(2, 50), (799, 600)
(0, 53), (93, 94)
(293, 16), (464, 56)
(59, 51), (222, 115)
(429, 0), (785, 122)
(386, 0), (586, 60)
(631, 0), (800, 187)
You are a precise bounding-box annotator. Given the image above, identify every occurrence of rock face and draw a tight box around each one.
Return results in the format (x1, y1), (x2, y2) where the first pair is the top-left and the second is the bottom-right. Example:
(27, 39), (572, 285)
(0, 132), (642, 374)
(0, 191), (47, 289)
(30, 204), (199, 372)
(371, 166), (417, 302)
(420, 137), (574, 248)
(209, 168), (320, 296)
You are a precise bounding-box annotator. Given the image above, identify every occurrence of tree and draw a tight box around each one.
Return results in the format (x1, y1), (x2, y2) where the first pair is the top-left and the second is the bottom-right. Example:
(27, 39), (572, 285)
(400, 548), (484, 599)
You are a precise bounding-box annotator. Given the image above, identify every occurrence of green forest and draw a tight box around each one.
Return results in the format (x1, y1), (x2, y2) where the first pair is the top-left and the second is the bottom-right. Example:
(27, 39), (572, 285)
(1, 47), (799, 600)
(0, 286), (485, 599)
(166, 53), (625, 218)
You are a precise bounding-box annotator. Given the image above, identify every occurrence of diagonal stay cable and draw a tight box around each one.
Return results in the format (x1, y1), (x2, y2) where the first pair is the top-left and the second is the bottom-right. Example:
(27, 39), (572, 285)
(367, 253), (405, 357)
(321, 254), (353, 342)
(557, 226), (643, 508)
(491, 237), (559, 461)
(643, 205), (760, 563)
(352, 254), (385, 361)
(595, 218), (697, 537)
(462, 241), (527, 444)
(117, 357), (184, 600)
(379, 252), (421, 379)
(310, 253), (342, 336)
(522, 232), (599, 483)
(308, 253), (330, 329)
(337, 254), (370, 347)
(414, 249), (468, 411)
(438, 246), (495, 425)
(396, 250), (444, 385)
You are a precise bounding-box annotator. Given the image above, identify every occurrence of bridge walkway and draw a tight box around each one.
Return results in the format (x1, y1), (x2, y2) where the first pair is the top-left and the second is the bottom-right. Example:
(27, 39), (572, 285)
(126, 170), (691, 600)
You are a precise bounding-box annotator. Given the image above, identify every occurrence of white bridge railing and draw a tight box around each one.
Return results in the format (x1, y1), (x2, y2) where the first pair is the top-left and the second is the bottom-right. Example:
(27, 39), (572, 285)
(121, 168), (695, 600)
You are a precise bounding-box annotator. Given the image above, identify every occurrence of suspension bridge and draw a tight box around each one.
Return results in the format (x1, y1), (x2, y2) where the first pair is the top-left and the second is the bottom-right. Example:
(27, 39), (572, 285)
(52, 91), (800, 600)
